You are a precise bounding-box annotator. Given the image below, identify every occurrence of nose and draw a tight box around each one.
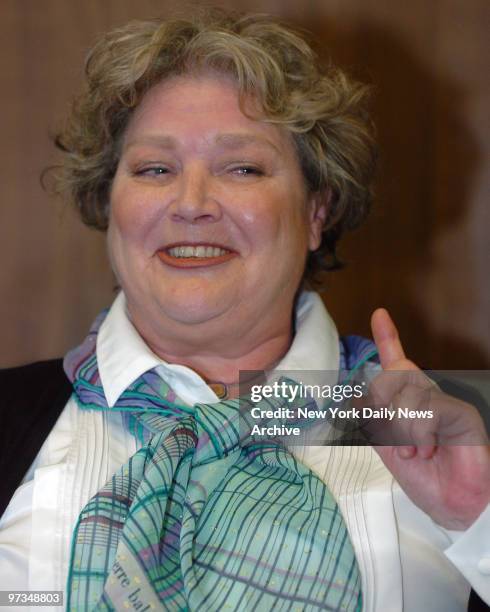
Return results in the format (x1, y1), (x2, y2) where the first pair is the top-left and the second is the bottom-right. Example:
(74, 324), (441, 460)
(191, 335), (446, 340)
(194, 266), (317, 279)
(169, 165), (221, 224)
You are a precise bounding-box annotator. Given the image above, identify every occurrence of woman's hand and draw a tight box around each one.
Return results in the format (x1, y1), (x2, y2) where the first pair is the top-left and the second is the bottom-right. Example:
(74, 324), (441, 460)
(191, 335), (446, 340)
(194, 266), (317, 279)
(369, 308), (490, 530)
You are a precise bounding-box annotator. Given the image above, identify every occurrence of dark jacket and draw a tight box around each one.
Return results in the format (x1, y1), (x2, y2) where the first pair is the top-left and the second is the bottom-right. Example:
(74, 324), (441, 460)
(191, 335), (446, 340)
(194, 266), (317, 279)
(0, 359), (71, 516)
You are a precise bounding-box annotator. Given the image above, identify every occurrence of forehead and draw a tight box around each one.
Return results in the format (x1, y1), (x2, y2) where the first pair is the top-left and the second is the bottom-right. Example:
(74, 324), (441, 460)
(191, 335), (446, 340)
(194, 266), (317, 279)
(122, 73), (294, 152)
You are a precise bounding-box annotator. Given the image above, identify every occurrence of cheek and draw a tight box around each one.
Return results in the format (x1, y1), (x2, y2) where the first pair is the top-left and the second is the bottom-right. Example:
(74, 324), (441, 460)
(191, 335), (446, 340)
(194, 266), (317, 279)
(109, 185), (158, 248)
(235, 187), (301, 241)
(107, 215), (150, 288)
(255, 194), (310, 251)
(107, 190), (158, 283)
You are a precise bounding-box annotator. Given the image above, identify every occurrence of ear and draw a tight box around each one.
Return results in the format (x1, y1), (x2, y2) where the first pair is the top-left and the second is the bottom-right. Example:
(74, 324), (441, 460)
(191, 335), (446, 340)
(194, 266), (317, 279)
(307, 188), (331, 251)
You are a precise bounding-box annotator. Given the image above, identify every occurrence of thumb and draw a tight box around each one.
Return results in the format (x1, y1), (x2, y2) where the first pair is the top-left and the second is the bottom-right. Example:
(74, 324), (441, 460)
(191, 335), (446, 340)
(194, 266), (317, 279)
(371, 308), (406, 369)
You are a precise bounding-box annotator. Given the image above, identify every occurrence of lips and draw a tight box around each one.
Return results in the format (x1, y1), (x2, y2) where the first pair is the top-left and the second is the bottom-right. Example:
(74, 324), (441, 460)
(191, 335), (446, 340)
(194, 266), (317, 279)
(157, 243), (237, 268)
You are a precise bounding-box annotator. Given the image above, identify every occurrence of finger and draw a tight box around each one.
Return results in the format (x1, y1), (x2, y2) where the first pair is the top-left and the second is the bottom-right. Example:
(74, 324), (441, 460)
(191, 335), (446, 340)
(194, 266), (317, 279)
(416, 445), (437, 459)
(371, 308), (407, 369)
(397, 445), (417, 459)
(396, 445), (437, 460)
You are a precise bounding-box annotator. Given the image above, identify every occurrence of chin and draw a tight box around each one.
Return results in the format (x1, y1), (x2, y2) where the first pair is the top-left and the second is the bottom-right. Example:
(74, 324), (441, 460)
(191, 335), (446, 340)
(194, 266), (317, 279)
(154, 290), (234, 326)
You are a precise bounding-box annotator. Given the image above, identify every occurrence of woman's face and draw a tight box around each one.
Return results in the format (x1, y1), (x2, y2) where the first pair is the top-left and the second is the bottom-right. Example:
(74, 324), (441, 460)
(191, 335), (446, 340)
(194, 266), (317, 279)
(108, 74), (326, 345)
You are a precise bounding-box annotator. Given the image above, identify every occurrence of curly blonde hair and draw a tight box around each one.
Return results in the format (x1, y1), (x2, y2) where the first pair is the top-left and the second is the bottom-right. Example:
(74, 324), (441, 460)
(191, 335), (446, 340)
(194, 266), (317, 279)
(53, 9), (376, 281)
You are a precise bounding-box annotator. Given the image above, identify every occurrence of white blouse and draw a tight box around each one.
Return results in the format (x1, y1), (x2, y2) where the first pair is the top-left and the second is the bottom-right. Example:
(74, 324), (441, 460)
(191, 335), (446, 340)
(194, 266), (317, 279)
(0, 291), (488, 611)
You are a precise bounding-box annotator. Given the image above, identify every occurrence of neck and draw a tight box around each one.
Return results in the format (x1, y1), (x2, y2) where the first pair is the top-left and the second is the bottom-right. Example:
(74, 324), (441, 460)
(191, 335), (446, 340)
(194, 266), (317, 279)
(128, 305), (295, 385)
(143, 326), (292, 384)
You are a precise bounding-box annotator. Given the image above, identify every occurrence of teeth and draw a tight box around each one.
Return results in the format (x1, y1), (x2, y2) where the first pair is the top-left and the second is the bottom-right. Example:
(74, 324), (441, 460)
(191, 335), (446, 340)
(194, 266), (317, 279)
(168, 245), (230, 258)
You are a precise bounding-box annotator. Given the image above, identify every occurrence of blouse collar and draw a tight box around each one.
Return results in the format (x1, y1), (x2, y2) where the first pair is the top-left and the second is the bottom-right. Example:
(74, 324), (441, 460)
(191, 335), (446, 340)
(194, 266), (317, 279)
(97, 291), (339, 407)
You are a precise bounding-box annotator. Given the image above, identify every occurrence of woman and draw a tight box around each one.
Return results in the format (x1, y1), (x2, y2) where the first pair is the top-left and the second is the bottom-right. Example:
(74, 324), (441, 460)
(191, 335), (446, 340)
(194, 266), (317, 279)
(0, 10), (488, 612)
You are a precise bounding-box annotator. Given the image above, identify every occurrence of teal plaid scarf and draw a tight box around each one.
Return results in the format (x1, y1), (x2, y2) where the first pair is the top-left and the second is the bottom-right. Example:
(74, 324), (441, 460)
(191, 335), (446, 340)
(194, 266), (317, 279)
(64, 310), (369, 611)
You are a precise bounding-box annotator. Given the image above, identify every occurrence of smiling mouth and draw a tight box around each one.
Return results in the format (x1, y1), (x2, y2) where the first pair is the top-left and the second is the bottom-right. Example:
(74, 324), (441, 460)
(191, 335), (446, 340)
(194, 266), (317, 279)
(157, 244), (237, 268)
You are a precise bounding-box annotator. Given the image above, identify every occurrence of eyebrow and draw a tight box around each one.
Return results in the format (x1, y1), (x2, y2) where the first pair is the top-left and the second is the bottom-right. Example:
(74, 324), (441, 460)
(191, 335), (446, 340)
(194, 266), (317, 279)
(214, 133), (281, 155)
(124, 132), (282, 155)
(124, 135), (178, 151)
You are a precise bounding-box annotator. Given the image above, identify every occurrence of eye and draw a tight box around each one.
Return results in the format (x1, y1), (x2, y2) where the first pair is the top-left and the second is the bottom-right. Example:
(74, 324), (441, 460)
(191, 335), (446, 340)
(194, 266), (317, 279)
(134, 165), (171, 177)
(230, 166), (264, 177)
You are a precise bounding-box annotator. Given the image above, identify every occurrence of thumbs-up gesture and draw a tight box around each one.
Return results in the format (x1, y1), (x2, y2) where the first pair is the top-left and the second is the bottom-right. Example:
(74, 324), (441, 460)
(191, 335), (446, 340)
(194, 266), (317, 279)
(369, 308), (490, 530)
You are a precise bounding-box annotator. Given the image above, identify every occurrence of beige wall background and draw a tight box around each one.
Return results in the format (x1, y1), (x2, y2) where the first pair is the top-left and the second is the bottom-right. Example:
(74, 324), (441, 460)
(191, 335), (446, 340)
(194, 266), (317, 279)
(1, 0), (489, 369)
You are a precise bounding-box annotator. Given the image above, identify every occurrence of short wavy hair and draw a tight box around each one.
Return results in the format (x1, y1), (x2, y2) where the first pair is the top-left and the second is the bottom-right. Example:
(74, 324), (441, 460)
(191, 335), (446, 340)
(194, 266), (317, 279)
(53, 9), (377, 282)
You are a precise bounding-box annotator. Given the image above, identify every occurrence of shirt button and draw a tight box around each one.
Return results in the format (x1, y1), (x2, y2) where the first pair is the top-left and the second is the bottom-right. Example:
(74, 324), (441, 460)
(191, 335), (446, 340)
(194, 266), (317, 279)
(477, 557), (490, 575)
